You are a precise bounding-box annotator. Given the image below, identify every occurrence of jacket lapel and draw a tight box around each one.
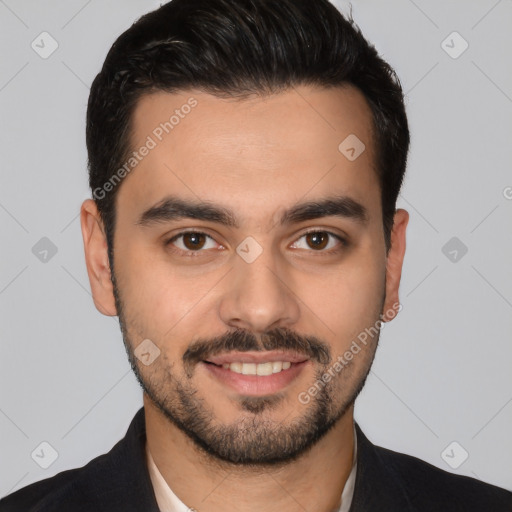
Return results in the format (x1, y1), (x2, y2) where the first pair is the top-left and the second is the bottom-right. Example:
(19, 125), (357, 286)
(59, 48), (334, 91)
(94, 407), (160, 512)
(348, 422), (419, 512)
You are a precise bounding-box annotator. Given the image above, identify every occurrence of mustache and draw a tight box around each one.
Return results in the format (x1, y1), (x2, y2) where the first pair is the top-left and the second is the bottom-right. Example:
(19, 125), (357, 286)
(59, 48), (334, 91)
(183, 327), (331, 375)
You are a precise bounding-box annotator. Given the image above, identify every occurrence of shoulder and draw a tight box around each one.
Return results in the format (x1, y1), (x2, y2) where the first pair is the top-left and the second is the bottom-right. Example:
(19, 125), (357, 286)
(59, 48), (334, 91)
(0, 444), (122, 512)
(0, 408), (156, 512)
(373, 441), (512, 511)
(352, 423), (512, 511)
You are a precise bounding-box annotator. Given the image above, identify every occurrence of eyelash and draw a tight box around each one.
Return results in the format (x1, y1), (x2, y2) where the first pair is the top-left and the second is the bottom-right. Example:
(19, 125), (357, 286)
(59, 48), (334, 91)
(164, 229), (348, 257)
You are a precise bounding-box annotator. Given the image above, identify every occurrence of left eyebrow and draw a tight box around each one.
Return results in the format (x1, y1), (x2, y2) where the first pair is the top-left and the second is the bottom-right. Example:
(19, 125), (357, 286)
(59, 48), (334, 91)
(136, 194), (369, 229)
(279, 196), (368, 226)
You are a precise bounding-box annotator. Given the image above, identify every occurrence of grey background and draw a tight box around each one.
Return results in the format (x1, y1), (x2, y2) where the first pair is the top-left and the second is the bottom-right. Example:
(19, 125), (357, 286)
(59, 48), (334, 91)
(1, 0), (511, 497)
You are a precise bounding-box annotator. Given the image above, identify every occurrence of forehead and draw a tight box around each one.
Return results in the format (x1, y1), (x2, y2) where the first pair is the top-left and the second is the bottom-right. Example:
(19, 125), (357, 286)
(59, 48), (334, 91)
(119, 85), (380, 227)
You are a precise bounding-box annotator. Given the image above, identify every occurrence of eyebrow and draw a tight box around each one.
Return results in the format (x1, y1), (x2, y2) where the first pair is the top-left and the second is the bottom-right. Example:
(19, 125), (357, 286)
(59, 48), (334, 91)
(136, 194), (369, 229)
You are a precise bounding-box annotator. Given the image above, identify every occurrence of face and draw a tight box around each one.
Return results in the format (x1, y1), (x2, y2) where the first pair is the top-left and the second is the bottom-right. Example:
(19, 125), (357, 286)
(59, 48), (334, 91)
(82, 85), (407, 466)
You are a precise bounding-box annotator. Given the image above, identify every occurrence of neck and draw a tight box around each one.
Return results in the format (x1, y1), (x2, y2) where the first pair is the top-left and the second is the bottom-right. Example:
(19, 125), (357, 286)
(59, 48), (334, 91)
(144, 395), (355, 512)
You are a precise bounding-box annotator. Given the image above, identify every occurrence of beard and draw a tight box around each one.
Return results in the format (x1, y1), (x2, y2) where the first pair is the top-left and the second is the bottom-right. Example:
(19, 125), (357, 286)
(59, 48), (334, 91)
(112, 271), (384, 467)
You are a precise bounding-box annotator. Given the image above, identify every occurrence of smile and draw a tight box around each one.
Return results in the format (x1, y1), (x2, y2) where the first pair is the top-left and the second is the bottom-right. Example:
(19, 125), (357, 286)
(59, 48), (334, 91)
(221, 361), (291, 375)
(201, 351), (310, 396)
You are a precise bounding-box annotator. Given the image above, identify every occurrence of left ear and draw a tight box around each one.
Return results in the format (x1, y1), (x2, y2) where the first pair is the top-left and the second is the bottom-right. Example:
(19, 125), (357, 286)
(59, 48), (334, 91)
(381, 208), (409, 322)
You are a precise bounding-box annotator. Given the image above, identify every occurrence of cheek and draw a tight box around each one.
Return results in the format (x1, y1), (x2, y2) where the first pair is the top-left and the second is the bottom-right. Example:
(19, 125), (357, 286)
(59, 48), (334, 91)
(114, 243), (220, 341)
(312, 250), (385, 345)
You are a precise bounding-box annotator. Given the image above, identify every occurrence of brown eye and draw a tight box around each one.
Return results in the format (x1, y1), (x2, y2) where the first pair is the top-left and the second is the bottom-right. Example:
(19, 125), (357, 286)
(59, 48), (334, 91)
(305, 232), (329, 250)
(182, 232), (207, 250)
(291, 230), (346, 253)
(167, 231), (219, 254)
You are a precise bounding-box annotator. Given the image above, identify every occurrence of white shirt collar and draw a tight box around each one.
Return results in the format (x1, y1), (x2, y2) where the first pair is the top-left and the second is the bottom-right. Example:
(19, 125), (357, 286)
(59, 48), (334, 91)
(146, 424), (358, 512)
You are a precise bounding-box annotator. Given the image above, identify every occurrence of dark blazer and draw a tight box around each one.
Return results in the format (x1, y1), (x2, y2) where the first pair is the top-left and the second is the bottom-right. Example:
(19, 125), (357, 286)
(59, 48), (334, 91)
(1, 407), (511, 511)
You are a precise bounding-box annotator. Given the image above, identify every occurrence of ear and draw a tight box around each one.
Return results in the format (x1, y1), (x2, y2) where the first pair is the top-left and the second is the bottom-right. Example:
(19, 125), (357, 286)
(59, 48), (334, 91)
(80, 199), (117, 316)
(381, 208), (409, 322)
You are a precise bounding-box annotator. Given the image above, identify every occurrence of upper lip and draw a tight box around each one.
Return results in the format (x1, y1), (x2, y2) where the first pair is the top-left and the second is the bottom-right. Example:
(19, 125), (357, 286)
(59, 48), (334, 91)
(205, 351), (310, 366)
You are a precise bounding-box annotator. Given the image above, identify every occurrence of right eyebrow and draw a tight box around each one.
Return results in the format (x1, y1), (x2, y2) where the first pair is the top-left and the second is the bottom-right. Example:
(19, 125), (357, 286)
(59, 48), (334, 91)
(136, 196), (238, 228)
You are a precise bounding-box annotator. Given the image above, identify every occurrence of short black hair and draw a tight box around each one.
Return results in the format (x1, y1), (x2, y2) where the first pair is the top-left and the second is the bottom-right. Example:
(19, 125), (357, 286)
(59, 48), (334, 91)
(86, 0), (409, 267)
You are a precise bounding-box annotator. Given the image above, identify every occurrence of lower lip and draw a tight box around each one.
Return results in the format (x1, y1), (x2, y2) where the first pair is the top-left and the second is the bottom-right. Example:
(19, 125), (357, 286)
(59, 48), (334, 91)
(201, 361), (309, 396)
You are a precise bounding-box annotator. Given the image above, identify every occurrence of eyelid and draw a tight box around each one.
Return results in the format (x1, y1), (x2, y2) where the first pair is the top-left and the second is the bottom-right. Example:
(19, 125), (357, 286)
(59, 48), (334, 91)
(290, 228), (348, 251)
(165, 228), (348, 256)
(298, 227), (348, 241)
(166, 230), (222, 256)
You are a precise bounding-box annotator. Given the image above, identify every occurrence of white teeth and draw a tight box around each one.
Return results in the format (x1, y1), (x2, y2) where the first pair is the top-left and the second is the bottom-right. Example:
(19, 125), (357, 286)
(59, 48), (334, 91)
(230, 362), (243, 373)
(242, 363), (257, 375)
(272, 361), (282, 373)
(256, 362), (273, 376)
(221, 361), (293, 375)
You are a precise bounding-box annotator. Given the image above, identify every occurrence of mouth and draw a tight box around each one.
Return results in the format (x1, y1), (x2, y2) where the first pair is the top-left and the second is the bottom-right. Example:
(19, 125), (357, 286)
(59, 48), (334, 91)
(200, 351), (310, 396)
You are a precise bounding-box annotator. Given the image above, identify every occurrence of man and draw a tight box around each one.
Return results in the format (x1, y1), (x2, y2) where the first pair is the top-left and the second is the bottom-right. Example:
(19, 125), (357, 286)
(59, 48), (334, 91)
(1, 0), (510, 510)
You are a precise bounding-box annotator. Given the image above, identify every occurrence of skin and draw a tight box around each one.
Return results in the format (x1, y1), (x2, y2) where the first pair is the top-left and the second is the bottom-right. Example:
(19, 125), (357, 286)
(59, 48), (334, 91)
(81, 85), (408, 512)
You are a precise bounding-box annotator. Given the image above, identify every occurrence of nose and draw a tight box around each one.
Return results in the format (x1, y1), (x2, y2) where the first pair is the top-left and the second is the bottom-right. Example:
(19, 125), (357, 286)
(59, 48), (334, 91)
(218, 244), (300, 334)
